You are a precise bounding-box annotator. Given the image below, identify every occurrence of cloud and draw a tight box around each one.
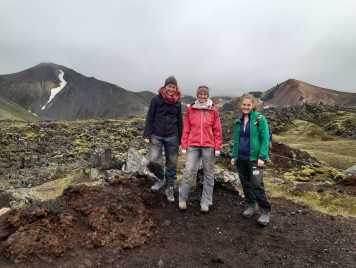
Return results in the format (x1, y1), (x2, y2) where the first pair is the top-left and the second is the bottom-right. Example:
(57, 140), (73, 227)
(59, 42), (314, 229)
(1, 0), (356, 95)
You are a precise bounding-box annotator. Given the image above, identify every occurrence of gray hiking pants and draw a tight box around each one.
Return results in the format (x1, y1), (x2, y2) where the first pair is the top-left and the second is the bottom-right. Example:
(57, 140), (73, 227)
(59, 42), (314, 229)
(179, 147), (215, 206)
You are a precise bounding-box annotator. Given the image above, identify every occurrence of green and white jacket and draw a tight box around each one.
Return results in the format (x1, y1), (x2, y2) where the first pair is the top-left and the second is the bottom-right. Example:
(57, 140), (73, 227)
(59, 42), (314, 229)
(231, 111), (270, 161)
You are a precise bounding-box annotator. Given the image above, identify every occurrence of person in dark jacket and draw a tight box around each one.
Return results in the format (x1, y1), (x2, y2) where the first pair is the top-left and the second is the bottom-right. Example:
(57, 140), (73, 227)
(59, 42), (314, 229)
(143, 76), (183, 202)
(231, 94), (271, 226)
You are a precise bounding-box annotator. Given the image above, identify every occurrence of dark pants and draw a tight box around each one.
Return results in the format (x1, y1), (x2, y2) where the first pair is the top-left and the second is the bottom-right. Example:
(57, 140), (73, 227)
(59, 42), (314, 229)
(148, 135), (179, 187)
(237, 160), (271, 210)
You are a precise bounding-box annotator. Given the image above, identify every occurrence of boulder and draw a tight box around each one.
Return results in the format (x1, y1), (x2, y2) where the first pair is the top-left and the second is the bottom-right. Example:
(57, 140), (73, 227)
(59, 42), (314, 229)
(90, 148), (113, 170)
(0, 207), (10, 217)
(214, 169), (240, 192)
(344, 165), (356, 177)
(123, 148), (156, 178)
(342, 165), (356, 185)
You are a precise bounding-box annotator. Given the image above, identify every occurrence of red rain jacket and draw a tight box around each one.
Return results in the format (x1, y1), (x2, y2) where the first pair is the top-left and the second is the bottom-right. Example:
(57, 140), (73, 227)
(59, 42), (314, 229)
(180, 105), (222, 150)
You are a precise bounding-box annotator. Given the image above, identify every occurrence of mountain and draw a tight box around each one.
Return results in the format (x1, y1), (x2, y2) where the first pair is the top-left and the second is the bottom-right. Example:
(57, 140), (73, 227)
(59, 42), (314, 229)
(0, 63), (155, 120)
(248, 91), (263, 98)
(220, 97), (241, 112)
(181, 95), (195, 105)
(181, 95), (233, 107)
(262, 79), (356, 107)
(0, 96), (39, 121)
(211, 96), (233, 108)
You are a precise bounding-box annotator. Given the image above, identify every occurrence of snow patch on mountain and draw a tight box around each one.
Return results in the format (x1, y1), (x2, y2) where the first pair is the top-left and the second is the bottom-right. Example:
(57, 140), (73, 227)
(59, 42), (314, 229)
(41, 70), (67, 110)
(28, 109), (39, 117)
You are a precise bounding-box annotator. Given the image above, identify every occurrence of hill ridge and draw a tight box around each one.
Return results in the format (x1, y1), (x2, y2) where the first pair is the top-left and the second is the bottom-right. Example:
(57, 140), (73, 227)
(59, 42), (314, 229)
(0, 63), (155, 120)
(262, 79), (356, 107)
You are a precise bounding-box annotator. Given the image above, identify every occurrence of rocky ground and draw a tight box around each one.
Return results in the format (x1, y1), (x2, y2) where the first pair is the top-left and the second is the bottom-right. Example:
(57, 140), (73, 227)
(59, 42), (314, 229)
(0, 177), (153, 264)
(0, 118), (145, 189)
(0, 180), (355, 267)
(263, 104), (356, 139)
(0, 118), (355, 267)
(221, 103), (356, 139)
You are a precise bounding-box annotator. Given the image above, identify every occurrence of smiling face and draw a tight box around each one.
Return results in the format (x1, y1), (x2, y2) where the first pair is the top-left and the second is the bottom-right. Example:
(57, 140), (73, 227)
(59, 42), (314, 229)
(197, 91), (209, 103)
(240, 97), (254, 115)
(196, 86), (209, 103)
(165, 84), (177, 95)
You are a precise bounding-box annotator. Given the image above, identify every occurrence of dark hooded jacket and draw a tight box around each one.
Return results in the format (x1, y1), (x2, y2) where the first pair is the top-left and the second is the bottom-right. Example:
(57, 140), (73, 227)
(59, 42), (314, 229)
(143, 94), (183, 142)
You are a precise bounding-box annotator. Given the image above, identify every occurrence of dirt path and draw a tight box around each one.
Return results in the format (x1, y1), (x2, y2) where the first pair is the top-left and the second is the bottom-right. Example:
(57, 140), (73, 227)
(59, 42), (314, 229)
(0, 180), (355, 267)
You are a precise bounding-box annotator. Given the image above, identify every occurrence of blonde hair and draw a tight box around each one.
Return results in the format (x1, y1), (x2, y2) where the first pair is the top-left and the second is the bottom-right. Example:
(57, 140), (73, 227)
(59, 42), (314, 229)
(240, 93), (258, 111)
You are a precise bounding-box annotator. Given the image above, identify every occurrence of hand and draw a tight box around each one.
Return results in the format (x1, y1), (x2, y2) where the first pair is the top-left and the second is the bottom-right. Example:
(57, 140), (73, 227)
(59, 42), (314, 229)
(257, 159), (265, 167)
(231, 159), (236, 166)
(181, 148), (187, 154)
(215, 150), (221, 157)
(144, 138), (150, 144)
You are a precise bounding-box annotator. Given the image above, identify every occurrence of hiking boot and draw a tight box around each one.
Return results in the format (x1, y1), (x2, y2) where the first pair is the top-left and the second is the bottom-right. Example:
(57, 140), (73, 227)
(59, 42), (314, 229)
(242, 203), (257, 218)
(257, 208), (270, 227)
(179, 200), (187, 210)
(200, 203), (209, 213)
(150, 179), (165, 192)
(165, 186), (175, 202)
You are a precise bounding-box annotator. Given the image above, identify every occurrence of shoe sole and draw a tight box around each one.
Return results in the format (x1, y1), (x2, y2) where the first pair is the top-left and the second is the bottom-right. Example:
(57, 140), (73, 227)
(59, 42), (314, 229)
(257, 220), (269, 227)
(200, 207), (209, 213)
(179, 201), (187, 210)
(150, 182), (166, 192)
(151, 185), (164, 192)
(150, 188), (160, 192)
(242, 212), (256, 218)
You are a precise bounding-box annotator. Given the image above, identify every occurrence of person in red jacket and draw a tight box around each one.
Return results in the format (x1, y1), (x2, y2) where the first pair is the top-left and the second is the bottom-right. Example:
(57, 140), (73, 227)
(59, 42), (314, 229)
(179, 85), (222, 212)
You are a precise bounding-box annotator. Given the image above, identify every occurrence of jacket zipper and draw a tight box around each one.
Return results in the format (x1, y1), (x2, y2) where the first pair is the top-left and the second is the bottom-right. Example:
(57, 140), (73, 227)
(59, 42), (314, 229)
(249, 114), (252, 161)
(200, 111), (203, 145)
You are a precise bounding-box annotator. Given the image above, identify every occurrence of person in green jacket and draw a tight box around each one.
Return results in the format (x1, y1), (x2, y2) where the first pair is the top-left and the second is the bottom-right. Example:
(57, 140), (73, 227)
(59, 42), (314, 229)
(231, 94), (271, 226)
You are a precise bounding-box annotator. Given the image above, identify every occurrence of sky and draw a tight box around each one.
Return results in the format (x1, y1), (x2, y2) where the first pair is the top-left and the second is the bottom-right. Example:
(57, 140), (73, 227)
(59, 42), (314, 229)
(1, 0), (356, 96)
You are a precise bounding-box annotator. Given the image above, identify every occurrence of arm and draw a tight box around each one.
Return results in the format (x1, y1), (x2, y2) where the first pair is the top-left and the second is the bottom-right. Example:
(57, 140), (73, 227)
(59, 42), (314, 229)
(258, 115), (270, 160)
(143, 97), (157, 139)
(180, 106), (191, 149)
(213, 109), (223, 151)
(231, 123), (238, 160)
(177, 103), (183, 144)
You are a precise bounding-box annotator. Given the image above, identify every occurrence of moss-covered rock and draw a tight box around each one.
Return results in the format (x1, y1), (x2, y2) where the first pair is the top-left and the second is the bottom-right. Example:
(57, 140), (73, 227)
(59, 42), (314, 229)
(0, 118), (146, 187)
(280, 165), (346, 184)
(301, 166), (316, 177)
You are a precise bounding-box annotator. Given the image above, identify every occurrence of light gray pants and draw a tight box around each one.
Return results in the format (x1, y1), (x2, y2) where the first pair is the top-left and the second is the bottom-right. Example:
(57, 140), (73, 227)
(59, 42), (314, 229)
(179, 147), (215, 206)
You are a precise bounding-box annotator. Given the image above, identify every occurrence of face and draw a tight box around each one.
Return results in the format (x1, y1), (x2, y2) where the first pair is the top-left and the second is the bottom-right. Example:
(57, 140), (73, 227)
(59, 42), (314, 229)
(197, 90), (209, 103)
(165, 84), (177, 95)
(240, 98), (254, 114)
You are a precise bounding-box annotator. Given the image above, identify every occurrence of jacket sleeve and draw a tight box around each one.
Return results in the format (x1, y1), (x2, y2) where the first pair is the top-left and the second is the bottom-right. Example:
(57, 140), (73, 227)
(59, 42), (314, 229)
(177, 103), (183, 144)
(231, 123), (238, 159)
(213, 109), (223, 151)
(143, 97), (157, 138)
(258, 115), (270, 160)
(180, 106), (191, 149)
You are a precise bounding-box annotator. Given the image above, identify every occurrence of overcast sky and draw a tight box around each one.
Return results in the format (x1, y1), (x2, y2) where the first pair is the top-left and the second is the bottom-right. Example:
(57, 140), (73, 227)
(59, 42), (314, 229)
(1, 0), (356, 95)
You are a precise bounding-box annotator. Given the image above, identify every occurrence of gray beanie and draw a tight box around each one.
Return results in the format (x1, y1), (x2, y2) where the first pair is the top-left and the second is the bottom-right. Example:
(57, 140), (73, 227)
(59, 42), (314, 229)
(196, 85), (209, 96)
(164, 76), (178, 87)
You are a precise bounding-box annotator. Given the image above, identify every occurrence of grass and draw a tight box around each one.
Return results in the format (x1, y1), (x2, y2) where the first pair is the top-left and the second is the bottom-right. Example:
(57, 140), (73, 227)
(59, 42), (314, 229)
(0, 108), (21, 120)
(30, 177), (74, 201)
(0, 97), (39, 122)
(274, 120), (356, 169)
(265, 120), (356, 217)
(266, 179), (356, 217)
